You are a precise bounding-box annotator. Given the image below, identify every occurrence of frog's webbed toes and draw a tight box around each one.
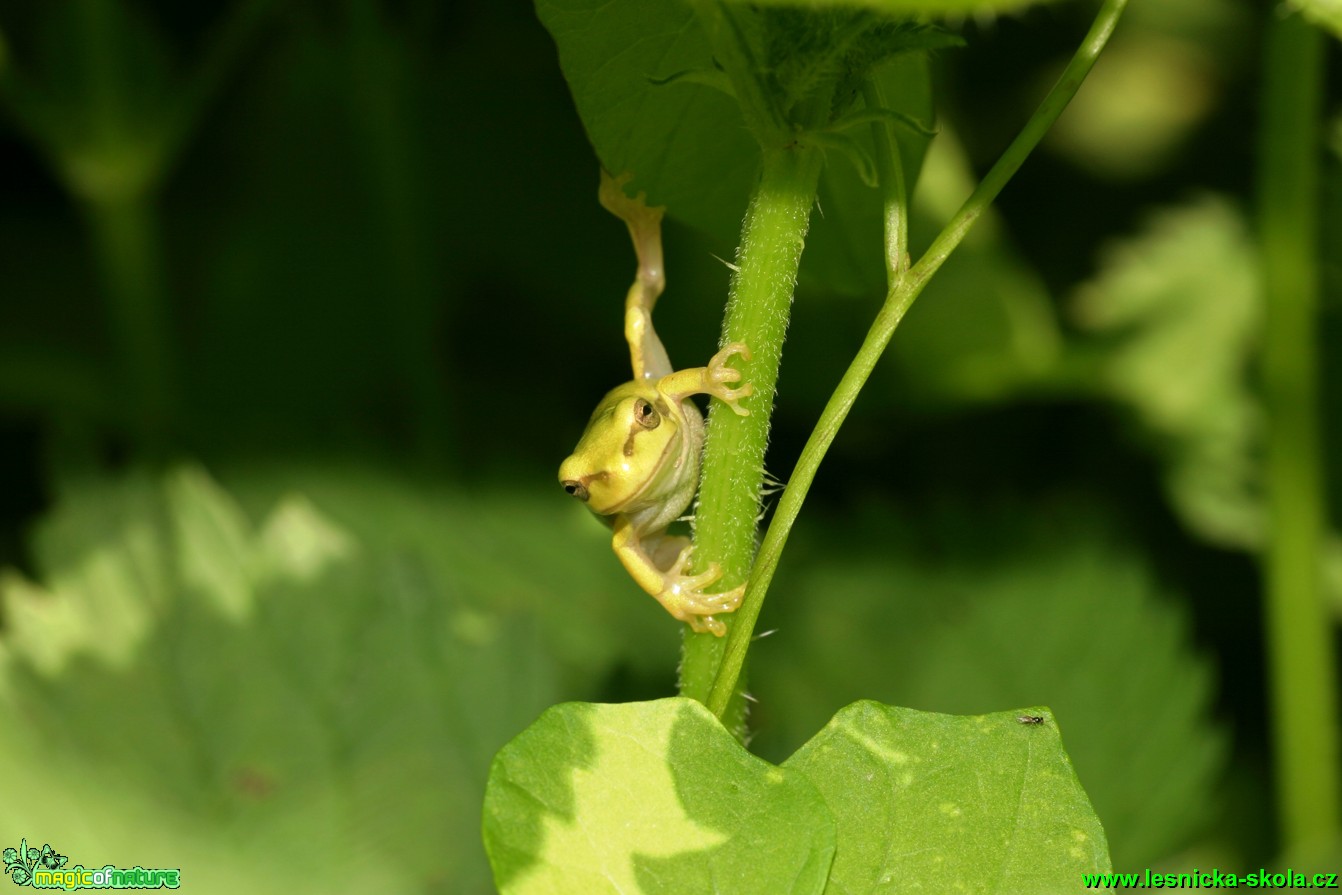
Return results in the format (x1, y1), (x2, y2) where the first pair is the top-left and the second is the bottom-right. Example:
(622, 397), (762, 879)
(687, 614), (727, 637)
(712, 382), (754, 416)
(676, 583), (747, 637)
(663, 549), (721, 591)
(706, 342), (754, 416)
(687, 581), (746, 612)
(709, 342), (752, 371)
(655, 550), (746, 637)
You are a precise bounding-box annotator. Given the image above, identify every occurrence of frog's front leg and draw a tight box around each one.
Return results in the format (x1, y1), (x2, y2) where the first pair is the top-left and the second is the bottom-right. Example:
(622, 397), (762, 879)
(611, 516), (746, 637)
(657, 342), (755, 415)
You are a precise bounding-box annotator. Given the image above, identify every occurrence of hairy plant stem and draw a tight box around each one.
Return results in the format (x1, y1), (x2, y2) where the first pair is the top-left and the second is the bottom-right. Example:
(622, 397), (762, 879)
(1257, 9), (1340, 854)
(679, 147), (823, 731)
(705, 0), (1130, 718)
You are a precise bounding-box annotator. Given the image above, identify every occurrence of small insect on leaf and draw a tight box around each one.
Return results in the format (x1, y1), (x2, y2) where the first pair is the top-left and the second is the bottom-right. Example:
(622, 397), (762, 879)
(1017, 715), (1046, 725)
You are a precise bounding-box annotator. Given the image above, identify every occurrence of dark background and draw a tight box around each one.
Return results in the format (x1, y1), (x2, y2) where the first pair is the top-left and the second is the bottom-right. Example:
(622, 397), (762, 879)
(1, 0), (1339, 883)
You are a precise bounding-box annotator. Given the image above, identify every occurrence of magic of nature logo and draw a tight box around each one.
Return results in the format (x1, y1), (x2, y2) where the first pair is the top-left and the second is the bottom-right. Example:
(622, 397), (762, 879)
(3, 839), (179, 890)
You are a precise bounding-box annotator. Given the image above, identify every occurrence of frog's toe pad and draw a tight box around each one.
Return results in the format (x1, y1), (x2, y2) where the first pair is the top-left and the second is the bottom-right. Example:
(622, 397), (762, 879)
(674, 583), (746, 636)
(686, 614), (727, 637)
(714, 383), (754, 415)
(706, 343), (753, 415)
(689, 583), (746, 614)
(708, 342), (752, 373)
(655, 564), (745, 637)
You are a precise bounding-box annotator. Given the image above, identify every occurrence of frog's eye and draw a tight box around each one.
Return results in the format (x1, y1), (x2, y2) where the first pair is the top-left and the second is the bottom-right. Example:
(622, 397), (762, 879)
(634, 400), (661, 430)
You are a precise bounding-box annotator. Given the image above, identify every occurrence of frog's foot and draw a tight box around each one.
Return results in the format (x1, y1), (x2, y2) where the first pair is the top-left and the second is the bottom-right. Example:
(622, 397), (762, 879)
(656, 545), (747, 637)
(706, 342), (754, 416)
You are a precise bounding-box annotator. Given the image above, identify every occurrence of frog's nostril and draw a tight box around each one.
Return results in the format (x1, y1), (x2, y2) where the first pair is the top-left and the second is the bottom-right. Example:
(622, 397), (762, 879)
(562, 480), (589, 502)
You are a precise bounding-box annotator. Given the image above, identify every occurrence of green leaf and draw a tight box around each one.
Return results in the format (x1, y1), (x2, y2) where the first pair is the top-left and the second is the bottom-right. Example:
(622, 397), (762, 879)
(803, 52), (937, 296)
(0, 464), (679, 893)
(534, 0), (757, 246)
(1290, 0), (1342, 40)
(727, 0), (1055, 14)
(1071, 197), (1263, 549)
(219, 461), (680, 671)
(534, 0), (938, 292)
(483, 697), (836, 894)
(785, 702), (1111, 893)
(751, 509), (1225, 868)
(1073, 195), (1342, 620)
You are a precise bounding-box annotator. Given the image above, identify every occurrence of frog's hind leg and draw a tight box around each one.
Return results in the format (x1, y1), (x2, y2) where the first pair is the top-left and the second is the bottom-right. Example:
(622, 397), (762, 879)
(599, 170), (672, 382)
(610, 519), (745, 637)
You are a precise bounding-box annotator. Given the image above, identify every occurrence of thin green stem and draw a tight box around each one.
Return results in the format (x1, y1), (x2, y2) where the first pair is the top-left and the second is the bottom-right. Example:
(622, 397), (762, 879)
(70, 0), (176, 453)
(904, 0), (1125, 298)
(862, 80), (909, 282)
(829, 107), (937, 139)
(707, 0), (1129, 717)
(679, 147), (823, 732)
(85, 193), (174, 453)
(1257, 9), (1340, 855)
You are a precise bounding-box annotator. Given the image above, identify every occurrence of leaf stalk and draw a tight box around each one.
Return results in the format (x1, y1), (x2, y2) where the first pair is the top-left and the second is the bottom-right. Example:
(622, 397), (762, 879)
(705, 0), (1131, 718)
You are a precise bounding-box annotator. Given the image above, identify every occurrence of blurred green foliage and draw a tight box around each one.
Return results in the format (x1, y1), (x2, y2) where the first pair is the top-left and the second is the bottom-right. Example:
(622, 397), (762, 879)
(1, 464), (675, 892)
(0, 0), (1339, 890)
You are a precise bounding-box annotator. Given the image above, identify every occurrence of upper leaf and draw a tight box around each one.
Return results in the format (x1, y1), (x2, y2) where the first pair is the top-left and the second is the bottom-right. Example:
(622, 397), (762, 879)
(534, 0), (758, 244)
(535, 0), (942, 293)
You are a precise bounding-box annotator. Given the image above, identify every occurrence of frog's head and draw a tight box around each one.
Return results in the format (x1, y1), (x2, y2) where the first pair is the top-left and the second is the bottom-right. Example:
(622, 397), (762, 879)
(559, 380), (688, 516)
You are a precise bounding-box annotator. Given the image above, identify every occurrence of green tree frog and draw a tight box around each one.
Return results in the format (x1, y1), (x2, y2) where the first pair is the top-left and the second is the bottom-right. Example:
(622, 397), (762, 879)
(558, 171), (753, 637)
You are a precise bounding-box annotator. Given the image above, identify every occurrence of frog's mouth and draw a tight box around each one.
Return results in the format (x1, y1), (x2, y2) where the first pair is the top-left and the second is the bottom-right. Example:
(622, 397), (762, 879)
(579, 434), (686, 517)
(608, 432), (689, 516)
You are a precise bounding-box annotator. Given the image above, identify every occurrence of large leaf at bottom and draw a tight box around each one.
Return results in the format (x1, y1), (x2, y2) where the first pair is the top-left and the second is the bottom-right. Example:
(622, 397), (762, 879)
(483, 697), (836, 894)
(751, 508), (1225, 868)
(786, 702), (1111, 894)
